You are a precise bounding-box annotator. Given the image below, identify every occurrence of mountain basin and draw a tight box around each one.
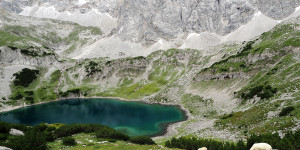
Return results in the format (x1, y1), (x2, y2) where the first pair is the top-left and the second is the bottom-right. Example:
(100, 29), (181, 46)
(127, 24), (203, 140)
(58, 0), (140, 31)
(0, 98), (187, 136)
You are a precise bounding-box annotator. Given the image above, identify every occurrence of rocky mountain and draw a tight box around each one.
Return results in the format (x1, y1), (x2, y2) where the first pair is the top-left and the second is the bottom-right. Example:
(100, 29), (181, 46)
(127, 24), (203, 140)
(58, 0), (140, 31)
(1, 0), (300, 59)
(0, 0), (299, 143)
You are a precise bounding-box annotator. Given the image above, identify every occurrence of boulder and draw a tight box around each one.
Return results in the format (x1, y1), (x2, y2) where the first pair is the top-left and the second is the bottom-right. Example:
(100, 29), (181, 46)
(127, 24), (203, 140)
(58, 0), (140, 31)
(9, 128), (24, 136)
(0, 146), (12, 150)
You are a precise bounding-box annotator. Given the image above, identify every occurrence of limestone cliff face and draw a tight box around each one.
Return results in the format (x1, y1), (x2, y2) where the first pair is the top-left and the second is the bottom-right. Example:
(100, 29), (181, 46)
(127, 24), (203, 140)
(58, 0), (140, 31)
(248, 0), (300, 19)
(0, 47), (59, 66)
(0, 0), (299, 45)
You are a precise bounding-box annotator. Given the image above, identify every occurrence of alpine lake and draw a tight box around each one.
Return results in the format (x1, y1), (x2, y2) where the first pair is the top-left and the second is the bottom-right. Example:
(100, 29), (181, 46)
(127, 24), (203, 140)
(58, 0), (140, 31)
(0, 98), (187, 136)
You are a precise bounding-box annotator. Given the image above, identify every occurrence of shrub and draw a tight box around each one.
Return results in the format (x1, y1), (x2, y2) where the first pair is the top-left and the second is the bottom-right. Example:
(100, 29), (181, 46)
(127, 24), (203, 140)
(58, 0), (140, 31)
(95, 128), (129, 141)
(221, 113), (233, 119)
(62, 137), (76, 146)
(44, 132), (55, 142)
(25, 96), (34, 103)
(34, 123), (48, 132)
(59, 89), (81, 97)
(13, 68), (39, 87)
(0, 122), (11, 133)
(0, 122), (28, 134)
(46, 126), (56, 132)
(55, 124), (113, 138)
(241, 84), (277, 100)
(0, 133), (8, 140)
(5, 129), (48, 150)
(279, 106), (295, 116)
(130, 136), (156, 145)
(108, 139), (117, 143)
(236, 140), (247, 150)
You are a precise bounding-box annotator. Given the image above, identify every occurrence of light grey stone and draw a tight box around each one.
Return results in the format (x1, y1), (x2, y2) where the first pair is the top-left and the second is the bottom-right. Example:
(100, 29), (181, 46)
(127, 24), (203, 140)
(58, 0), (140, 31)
(0, 146), (12, 150)
(9, 128), (24, 136)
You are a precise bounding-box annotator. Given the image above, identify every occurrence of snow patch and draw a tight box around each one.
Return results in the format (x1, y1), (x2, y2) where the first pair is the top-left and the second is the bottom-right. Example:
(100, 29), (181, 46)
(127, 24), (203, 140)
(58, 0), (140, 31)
(158, 39), (163, 45)
(296, 6), (300, 12)
(180, 32), (222, 50)
(20, 5), (59, 19)
(19, 6), (117, 34)
(66, 11), (71, 16)
(223, 12), (278, 42)
(180, 10), (280, 50)
(77, 0), (89, 5)
(252, 11), (262, 21)
(186, 33), (199, 40)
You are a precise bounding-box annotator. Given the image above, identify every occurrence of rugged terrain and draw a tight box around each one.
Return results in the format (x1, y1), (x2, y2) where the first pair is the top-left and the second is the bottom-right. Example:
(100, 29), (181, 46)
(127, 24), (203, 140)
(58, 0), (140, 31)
(1, 0), (300, 59)
(0, 0), (300, 145)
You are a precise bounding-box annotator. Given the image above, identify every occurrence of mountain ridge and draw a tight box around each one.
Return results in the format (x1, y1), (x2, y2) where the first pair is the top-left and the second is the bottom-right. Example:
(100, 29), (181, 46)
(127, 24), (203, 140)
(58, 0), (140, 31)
(1, 0), (300, 59)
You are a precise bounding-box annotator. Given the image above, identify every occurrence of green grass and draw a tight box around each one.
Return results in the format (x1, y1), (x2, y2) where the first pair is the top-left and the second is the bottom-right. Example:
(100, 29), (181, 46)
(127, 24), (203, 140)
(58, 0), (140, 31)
(1, 23), (102, 57)
(119, 78), (134, 87)
(9, 68), (63, 104)
(198, 23), (299, 76)
(98, 60), (184, 99)
(64, 44), (77, 54)
(181, 94), (211, 115)
(0, 30), (24, 47)
(252, 23), (300, 54)
(215, 98), (300, 135)
(99, 82), (161, 99)
(238, 54), (300, 102)
(163, 48), (181, 57)
(66, 26), (102, 44)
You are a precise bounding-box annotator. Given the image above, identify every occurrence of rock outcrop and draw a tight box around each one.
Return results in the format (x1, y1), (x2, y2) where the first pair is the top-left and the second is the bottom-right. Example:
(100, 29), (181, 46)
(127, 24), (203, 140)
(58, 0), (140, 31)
(0, 47), (59, 66)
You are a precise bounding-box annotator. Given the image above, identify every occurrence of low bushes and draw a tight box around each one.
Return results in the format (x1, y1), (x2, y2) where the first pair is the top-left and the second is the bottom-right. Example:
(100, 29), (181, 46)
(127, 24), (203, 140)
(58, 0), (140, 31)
(95, 128), (129, 141)
(54, 124), (110, 138)
(279, 106), (295, 116)
(165, 129), (300, 150)
(4, 129), (48, 150)
(129, 136), (156, 145)
(241, 84), (277, 100)
(0, 121), (28, 134)
(62, 137), (76, 146)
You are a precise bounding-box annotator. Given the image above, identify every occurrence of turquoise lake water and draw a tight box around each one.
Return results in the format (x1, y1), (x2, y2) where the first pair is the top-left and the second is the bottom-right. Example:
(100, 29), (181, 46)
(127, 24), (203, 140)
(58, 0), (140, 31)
(0, 98), (186, 136)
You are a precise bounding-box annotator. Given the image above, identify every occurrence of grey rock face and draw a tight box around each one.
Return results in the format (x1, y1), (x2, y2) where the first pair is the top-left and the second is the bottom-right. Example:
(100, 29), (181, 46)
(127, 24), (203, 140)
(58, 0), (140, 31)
(248, 0), (300, 19)
(0, 47), (59, 66)
(0, 0), (299, 45)
(112, 0), (255, 44)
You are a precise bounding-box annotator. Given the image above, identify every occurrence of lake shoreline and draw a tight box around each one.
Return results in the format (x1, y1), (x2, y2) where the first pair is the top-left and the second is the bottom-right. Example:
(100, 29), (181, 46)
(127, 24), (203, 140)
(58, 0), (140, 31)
(0, 96), (191, 138)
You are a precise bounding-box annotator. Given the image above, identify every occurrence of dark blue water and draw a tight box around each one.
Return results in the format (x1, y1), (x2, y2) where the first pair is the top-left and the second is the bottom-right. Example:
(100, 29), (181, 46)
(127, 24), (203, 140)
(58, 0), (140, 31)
(0, 99), (186, 136)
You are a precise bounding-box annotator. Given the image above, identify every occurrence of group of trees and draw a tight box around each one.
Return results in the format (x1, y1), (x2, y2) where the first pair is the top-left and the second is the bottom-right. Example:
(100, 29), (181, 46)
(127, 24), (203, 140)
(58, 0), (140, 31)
(0, 122), (155, 150)
(13, 68), (39, 87)
(241, 84), (277, 100)
(165, 129), (300, 150)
